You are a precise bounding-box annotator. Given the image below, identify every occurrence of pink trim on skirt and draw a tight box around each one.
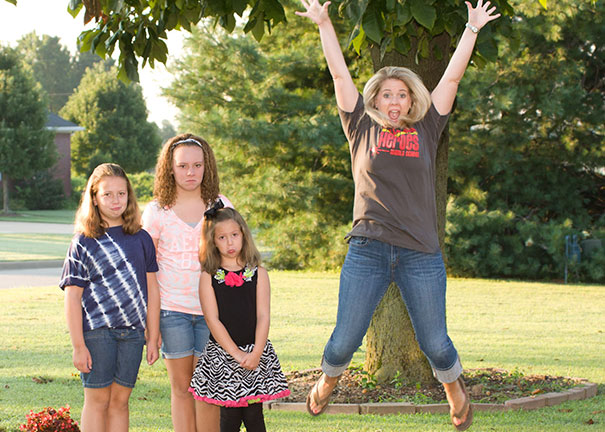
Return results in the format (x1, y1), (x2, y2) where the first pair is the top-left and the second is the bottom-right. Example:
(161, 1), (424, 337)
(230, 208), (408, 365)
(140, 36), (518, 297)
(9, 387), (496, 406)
(188, 388), (291, 408)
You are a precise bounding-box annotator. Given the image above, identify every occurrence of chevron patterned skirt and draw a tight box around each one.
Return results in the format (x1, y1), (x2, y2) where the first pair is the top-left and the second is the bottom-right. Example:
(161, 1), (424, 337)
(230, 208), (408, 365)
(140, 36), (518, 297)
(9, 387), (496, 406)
(189, 340), (290, 407)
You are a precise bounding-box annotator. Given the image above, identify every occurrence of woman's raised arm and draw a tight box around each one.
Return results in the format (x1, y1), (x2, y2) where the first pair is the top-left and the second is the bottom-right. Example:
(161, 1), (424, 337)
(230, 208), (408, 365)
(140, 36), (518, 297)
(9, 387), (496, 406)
(431, 0), (500, 115)
(296, 0), (358, 112)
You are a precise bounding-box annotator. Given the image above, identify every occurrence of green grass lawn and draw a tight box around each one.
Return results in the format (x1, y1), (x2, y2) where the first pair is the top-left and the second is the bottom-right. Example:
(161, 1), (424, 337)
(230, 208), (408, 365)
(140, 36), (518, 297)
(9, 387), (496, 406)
(0, 209), (76, 224)
(0, 275), (603, 431)
(0, 233), (72, 261)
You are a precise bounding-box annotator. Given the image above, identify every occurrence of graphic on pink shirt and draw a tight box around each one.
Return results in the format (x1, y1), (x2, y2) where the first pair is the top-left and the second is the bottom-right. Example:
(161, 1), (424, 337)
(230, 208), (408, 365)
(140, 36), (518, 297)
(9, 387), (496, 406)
(374, 127), (420, 158)
(142, 195), (233, 315)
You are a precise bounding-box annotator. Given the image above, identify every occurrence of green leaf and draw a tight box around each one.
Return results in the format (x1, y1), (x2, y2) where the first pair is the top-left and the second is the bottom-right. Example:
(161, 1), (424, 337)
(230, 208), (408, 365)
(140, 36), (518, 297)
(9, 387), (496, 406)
(418, 35), (429, 58)
(91, 30), (109, 57)
(78, 30), (98, 52)
(220, 14), (236, 33)
(410, 0), (436, 30)
(341, 0), (369, 23)
(249, 14), (266, 42)
(121, 51), (140, 83)
(232, 0), (248, 16)
(395, 1), (412, 26)
(151, 39), (168, 64)
(67, 0), (82, 17)
(164, 7), (179, 30)
(379, 35), (392, 61)
(261, 0), (286, 23)
(393, 34), (411, 55)
(349, 25), (365, 54)
(108, 0), (124, 13)
(477, 36), (498, 63)
(361, 4), (383, 43)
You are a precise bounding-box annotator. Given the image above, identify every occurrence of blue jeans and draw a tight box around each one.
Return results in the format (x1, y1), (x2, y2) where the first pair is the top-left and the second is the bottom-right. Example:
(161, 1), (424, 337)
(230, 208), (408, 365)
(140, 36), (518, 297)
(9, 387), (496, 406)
(160, 310), (210, 359)
(322, 236), (462, 383)
(81, 327), (146, 388)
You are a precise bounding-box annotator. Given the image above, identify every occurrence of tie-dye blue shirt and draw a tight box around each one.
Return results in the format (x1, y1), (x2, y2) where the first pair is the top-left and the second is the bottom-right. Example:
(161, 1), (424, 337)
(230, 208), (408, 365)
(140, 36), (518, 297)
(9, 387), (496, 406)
(60, 226), (158, 332)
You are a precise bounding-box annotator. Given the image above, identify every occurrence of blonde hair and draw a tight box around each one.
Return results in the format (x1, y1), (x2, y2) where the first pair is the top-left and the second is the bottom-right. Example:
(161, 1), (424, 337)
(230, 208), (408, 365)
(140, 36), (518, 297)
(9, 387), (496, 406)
(363, 66), (431, 128)
(153, 133), (220, 208)
(74, 163), (141, 238)
(199, 207), (261, 274)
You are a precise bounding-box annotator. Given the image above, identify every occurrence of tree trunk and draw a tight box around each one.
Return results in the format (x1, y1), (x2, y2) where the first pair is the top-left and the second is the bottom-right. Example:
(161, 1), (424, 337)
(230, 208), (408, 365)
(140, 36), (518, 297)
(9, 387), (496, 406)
(364, 33), (452, 384)
(1, 174), (9, 214)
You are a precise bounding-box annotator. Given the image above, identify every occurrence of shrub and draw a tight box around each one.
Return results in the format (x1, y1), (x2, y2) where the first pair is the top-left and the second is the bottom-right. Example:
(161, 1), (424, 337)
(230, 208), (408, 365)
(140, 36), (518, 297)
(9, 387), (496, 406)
(70, 175), (87, 199)
(13, 171), (65, 210)
(129, 171), (155, 203)
(20, 405), (80, 432)
(445, 201), (603, 283)
(260, 213), (349, 271)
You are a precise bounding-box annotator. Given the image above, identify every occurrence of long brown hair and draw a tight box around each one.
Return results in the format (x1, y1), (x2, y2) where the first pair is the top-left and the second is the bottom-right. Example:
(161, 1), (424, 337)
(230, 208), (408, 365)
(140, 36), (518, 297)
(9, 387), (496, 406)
(199, 207), (261, 274)
(153, 133), (220, 208)
(74, 163), (141, 238)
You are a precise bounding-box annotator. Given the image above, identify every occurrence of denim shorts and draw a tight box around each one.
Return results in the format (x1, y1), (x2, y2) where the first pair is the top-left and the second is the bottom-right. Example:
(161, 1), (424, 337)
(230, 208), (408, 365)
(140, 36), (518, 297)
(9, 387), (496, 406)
(81, 327), (146, 389)
(160, 310), (210, 359)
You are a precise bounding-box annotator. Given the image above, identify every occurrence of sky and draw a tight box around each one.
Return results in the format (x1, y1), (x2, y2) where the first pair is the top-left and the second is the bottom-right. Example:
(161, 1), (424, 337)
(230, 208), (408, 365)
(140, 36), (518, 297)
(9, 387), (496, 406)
(0, 0), (183, 126)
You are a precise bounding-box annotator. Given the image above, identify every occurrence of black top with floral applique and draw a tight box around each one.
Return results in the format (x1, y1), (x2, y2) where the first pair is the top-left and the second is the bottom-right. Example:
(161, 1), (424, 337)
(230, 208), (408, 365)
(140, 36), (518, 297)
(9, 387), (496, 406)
(210, 266), (258, 346)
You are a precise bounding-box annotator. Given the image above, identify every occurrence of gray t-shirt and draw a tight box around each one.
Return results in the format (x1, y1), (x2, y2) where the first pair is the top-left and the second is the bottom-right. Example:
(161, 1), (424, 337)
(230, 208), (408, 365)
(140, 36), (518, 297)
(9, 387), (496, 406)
(339, 94), (449, 253)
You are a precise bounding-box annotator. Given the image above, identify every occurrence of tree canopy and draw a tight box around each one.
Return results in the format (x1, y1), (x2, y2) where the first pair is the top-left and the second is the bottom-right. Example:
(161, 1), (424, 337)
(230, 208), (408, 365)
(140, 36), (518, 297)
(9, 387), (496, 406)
(47, 0), (524, 82)
(60, 62), (161, 176)
(0, 46), (55, 212)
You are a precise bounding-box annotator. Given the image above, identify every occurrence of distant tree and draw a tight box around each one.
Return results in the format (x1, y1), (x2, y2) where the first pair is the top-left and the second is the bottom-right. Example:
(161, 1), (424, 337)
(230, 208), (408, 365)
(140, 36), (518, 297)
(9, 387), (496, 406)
(71, 50), (111, 84)
(165, 19), (359, 269)
(159, 120), (177, 144)
(16, 33), (73, 113)
(16, 32), (108, 113)
(60, 62), (161, 176)
(0, 46), (55, 213)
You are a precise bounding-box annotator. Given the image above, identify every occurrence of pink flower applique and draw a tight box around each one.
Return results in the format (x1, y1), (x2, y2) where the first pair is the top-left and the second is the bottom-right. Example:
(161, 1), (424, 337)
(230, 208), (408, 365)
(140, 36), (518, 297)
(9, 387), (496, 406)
(224, 271), (244, 287)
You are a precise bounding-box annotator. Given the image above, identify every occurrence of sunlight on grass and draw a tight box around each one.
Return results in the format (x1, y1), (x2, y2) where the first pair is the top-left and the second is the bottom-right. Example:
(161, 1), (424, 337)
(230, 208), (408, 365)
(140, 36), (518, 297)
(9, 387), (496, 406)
(0, 209), (76, 224)
(0, 233), (72, 261)
(1, 276), (603, 431)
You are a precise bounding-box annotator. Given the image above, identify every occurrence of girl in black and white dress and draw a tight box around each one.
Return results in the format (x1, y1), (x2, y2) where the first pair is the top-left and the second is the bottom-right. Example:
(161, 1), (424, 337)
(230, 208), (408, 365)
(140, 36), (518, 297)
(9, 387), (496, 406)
(189, 204), (289, 432)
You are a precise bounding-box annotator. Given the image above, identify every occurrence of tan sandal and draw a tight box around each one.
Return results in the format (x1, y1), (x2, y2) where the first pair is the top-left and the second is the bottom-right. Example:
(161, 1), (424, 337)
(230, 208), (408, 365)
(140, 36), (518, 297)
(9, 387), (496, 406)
(451, 376), (473, 431)
(305, 374), (337, 417)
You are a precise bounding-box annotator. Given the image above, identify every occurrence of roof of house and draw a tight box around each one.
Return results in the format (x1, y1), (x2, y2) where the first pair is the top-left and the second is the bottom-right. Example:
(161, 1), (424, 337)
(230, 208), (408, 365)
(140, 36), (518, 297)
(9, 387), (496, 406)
(45, 112), (85, 133)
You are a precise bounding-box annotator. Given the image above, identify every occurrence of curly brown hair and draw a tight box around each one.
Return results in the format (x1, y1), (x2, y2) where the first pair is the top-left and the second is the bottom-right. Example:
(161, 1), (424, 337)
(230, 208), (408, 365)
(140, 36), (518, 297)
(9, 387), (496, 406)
(153, 133), (220, 208)
(199, 207), (261, 275)
(74, 163), (142, 238)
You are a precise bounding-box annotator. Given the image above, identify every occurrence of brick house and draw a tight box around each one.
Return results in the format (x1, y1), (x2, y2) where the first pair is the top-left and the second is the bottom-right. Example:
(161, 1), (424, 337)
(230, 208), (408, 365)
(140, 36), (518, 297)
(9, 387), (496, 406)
(44, 113), (84, 198)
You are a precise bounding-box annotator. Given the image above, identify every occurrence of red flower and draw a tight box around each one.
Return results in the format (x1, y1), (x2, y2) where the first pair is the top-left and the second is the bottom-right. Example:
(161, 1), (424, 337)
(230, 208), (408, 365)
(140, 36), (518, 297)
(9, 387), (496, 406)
(224, 271), (244, 287)
(20, 406), (79, 432)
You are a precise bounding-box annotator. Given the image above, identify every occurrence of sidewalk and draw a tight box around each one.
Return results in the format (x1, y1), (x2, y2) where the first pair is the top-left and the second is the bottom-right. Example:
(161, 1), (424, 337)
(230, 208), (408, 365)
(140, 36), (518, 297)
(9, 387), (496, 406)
(0, 265), (63, 289)
(0, 221), (74, 234)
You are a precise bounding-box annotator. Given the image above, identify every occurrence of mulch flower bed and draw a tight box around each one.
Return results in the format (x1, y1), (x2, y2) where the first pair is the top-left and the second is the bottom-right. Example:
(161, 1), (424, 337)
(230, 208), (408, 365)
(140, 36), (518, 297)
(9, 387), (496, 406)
(282, 367), (582, 405)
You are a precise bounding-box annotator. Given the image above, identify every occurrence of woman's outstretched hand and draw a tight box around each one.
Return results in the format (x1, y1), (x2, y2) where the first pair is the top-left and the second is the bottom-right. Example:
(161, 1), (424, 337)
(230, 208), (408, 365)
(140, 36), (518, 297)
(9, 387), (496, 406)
(295, 0), (331, 26)
(466, 0), (501, 31)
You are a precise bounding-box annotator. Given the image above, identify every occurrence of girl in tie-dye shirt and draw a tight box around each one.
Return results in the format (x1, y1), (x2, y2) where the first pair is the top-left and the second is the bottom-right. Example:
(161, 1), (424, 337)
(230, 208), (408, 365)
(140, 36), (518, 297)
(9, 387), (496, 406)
(61, 163), (160, 432)
(142, 133), (232, 432)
